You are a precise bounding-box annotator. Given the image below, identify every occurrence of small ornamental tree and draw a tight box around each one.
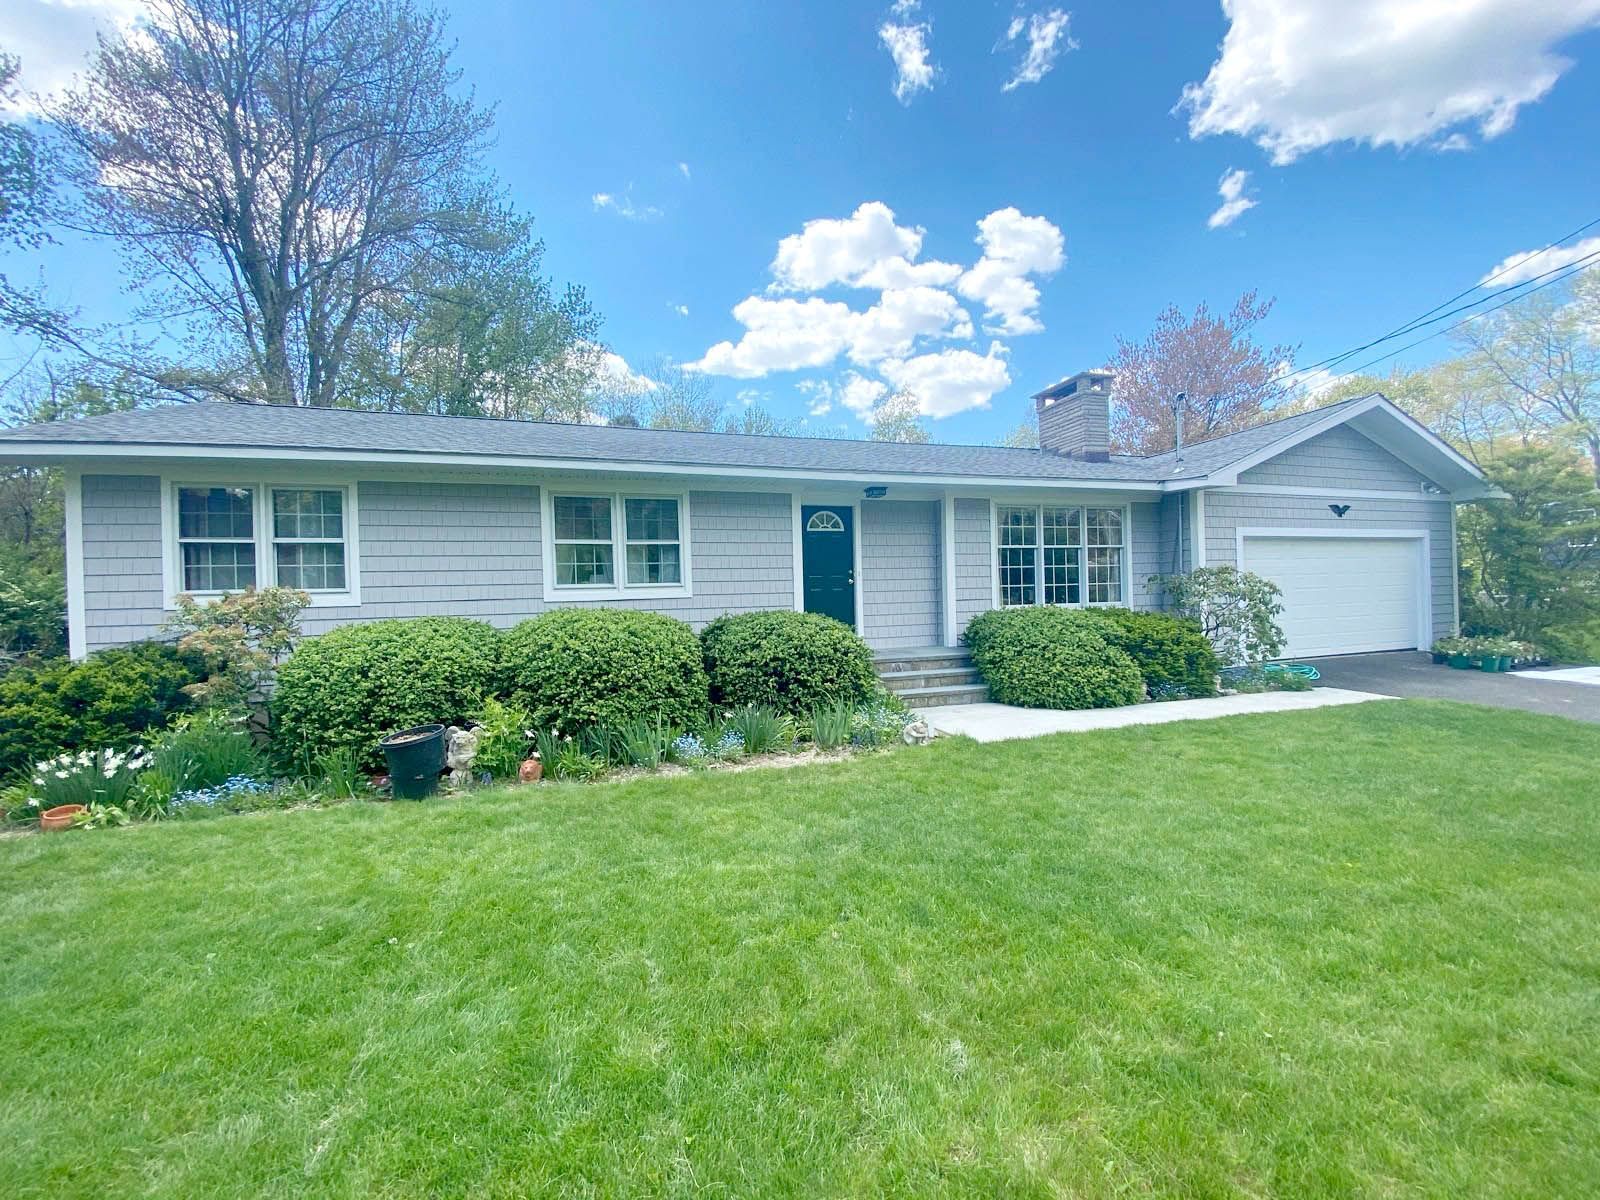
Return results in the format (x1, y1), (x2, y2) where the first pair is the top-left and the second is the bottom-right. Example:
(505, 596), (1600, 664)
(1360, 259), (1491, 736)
(165, 586), (310, 710)
(1155, 566), (1286, 665)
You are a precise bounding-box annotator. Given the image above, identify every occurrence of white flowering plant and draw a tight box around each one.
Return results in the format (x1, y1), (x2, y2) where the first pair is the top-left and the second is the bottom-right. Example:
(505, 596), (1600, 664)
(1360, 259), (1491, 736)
(22, 746), (150, 814)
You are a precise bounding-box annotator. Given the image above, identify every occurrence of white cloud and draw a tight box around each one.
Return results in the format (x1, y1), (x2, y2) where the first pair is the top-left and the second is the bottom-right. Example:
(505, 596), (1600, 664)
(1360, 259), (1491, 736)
(677, 161), (691, 180)
(1206, 168), (1258, 229)
(1178, 0), (1600, 164)
(592, 191), (663, 221)
(956, 207), (1064, 336)
(688, 286), (972, 379)
(879, 344), (1013, 418)
(1434, 132), (1473, 153)
(769, 200), (960, 293)
(1001, 9), (1077, 91)
(839, 373), (890, 416)
(1, 0), (147, 116)
(795, 379), (837, 417)
(855, 255), (964, 290)
(879, 9), (937, 104)
(1479, 236), (1600, 286)
(590, 347), (658, 396)
(669, 303), (689, 317)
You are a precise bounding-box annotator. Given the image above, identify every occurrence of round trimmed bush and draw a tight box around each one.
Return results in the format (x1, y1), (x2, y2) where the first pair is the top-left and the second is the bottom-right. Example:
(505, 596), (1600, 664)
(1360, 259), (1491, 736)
(1077, 608), (1219, 699)
(502, 608), (708, 735)
(0, 640), (208, 783)
(963, 607), (1144, 710)
(272, 617), (503, 770)
(700, 610), (876, 717)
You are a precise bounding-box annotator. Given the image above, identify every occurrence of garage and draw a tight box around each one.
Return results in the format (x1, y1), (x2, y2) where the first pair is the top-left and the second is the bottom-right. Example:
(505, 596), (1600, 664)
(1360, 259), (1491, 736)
(1241, 534), (1425, 658)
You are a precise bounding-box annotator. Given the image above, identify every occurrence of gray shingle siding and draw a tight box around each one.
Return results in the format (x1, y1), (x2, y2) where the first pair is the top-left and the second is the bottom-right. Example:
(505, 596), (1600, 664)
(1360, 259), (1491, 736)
(1128, 502), (1162, 612)
(1203, 492), (1456, 638)
(1239, 425), (1438, 491)
(81, 475), (166, 653)
(76, 476), (796, 651)
(859, 500), (941, 650)
(539, 489), (795, 626)
(952, 498), (992, 636)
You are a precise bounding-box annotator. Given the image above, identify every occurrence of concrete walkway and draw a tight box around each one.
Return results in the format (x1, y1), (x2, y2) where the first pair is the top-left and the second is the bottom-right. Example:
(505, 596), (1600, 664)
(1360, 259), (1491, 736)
(916, 687), (1388, 743)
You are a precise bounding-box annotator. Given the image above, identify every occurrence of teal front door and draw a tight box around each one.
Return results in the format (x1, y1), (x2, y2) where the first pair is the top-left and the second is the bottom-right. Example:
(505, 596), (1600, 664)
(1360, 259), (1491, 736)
(801, 505), (855, 627)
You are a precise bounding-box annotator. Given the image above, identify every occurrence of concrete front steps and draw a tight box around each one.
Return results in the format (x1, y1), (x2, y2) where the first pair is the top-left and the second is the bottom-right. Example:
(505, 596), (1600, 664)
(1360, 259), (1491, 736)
(875, 647), (989, 708)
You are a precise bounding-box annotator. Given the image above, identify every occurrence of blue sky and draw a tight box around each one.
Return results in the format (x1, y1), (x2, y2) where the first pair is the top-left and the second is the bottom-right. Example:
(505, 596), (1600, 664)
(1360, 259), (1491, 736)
(4, 1), (1600, 441)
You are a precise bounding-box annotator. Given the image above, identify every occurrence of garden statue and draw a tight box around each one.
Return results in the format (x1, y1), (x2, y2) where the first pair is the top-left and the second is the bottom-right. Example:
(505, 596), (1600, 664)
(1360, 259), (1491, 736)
(444, 725), (480, 787)
(902, 718), (935, 746)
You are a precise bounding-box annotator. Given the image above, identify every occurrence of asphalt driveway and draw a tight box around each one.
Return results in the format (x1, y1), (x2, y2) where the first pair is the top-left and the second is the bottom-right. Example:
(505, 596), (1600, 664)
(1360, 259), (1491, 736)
(1312, 651), (1600, 724)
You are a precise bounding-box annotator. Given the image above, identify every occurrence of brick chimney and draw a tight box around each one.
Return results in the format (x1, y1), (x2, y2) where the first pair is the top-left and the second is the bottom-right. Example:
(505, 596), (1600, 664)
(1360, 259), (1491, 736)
(1032, 369), (1113, 461)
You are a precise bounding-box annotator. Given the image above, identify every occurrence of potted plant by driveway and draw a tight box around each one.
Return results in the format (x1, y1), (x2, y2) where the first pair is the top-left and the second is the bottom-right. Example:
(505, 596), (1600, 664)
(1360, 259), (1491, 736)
(378, 724), (447, 799)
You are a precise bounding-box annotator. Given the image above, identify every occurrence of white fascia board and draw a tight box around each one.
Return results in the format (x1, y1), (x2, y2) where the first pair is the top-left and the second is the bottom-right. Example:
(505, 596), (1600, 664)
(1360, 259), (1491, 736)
(0, 441), (1167, 493)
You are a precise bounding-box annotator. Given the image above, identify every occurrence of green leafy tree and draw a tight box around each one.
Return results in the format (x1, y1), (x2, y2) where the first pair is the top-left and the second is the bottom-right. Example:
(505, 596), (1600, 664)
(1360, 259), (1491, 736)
(340, 202), (603, 419)
(1458, 273), (1600, 485)
(1459, 446), (1600, 657)
(868, 388), (930, 443)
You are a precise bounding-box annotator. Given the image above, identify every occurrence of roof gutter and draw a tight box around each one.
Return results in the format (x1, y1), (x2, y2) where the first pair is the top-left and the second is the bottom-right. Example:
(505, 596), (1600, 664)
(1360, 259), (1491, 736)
(0, 440), (1170, 492)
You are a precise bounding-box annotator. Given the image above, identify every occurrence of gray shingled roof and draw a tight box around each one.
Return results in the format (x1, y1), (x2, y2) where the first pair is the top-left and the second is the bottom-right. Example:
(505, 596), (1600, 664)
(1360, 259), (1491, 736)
(0, 396), (1373, 484)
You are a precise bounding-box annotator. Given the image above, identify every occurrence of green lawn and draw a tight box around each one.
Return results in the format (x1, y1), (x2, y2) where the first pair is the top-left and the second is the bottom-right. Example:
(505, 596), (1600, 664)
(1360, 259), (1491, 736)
(3, 700), (1599, 1198)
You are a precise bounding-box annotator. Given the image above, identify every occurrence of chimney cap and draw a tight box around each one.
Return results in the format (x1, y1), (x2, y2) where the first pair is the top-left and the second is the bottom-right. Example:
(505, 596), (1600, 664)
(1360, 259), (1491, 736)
(1031, 368), (1114, 403)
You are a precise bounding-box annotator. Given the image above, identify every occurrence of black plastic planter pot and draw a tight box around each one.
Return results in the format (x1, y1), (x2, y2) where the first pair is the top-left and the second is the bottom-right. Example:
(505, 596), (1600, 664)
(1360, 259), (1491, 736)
(379, 724), (447, 800)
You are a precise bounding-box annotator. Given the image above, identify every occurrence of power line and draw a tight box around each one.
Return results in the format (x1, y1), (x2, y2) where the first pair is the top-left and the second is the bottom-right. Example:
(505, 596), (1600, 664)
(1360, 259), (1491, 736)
(1336, 255), (1599, 378)
(1294, 247), (1600, 381)
(1277, 215), (1600, 386)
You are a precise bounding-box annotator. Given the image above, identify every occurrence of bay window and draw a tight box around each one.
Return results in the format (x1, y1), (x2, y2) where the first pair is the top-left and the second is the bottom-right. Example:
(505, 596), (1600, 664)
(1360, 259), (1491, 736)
(994, 504), (1125, 607)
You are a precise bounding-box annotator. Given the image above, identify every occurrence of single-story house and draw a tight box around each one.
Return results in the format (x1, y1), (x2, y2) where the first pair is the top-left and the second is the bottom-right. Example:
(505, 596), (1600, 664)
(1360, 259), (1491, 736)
(0, 370), (1494, 681)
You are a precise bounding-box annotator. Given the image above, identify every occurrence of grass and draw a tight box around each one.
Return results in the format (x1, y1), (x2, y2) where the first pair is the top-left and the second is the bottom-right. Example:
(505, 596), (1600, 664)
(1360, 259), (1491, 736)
(3, 700), (1599, 1198)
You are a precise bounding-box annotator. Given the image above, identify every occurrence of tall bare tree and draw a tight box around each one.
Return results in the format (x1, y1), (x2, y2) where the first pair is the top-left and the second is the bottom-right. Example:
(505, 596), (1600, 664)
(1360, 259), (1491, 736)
(1108, 292), (1294, 454)
(51, 0), (539, 408)
(0, 52), (65, 344)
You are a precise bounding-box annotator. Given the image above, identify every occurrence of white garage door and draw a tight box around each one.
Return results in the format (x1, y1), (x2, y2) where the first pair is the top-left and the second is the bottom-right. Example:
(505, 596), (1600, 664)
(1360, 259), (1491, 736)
(1241, 536), (1422, 658)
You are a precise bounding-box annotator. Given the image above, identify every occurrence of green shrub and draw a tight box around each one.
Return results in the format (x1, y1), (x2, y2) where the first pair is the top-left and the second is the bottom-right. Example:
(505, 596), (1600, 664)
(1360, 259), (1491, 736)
(272, 617), (503, 770)
(1154, 566), (1285, 665)
(963, 607), (1144, 710)
(472, 696), (535, 779)
(700, 610), (876, 717)
(0, 640), (208, 782)
(1075, 608), (1219, 699)
(502, 608), (708, 736)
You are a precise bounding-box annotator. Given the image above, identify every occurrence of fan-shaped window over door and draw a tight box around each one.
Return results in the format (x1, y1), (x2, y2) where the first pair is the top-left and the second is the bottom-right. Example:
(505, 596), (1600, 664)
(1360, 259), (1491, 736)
(806, 510), (845, 533)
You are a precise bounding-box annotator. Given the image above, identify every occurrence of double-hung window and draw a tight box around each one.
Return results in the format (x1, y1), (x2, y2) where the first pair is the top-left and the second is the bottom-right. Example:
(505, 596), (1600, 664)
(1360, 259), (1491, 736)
(272, 489), (348, 591)
(549, 492), (688, 595)
(169, 483), (356, 603)
(177, 486), (257, 592)
(994, 504), (1125, 607)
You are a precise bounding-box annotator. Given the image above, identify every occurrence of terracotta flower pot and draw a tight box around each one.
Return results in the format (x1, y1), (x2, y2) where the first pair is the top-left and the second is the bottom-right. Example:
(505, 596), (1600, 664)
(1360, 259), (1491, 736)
(40, 804), (86, 832)
(518, 757), (543, 784)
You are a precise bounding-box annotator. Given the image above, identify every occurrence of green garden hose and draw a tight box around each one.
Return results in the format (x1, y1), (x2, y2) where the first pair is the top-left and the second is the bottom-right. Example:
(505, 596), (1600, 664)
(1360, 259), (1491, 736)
(1264, 662), (1320, 681)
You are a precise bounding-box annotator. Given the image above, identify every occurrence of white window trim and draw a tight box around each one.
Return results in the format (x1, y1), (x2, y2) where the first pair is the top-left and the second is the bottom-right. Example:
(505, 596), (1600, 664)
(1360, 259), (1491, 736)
(160, 480), (362, 609)
(540, 487), (692, 602)
(990, 501), (1132, 610)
